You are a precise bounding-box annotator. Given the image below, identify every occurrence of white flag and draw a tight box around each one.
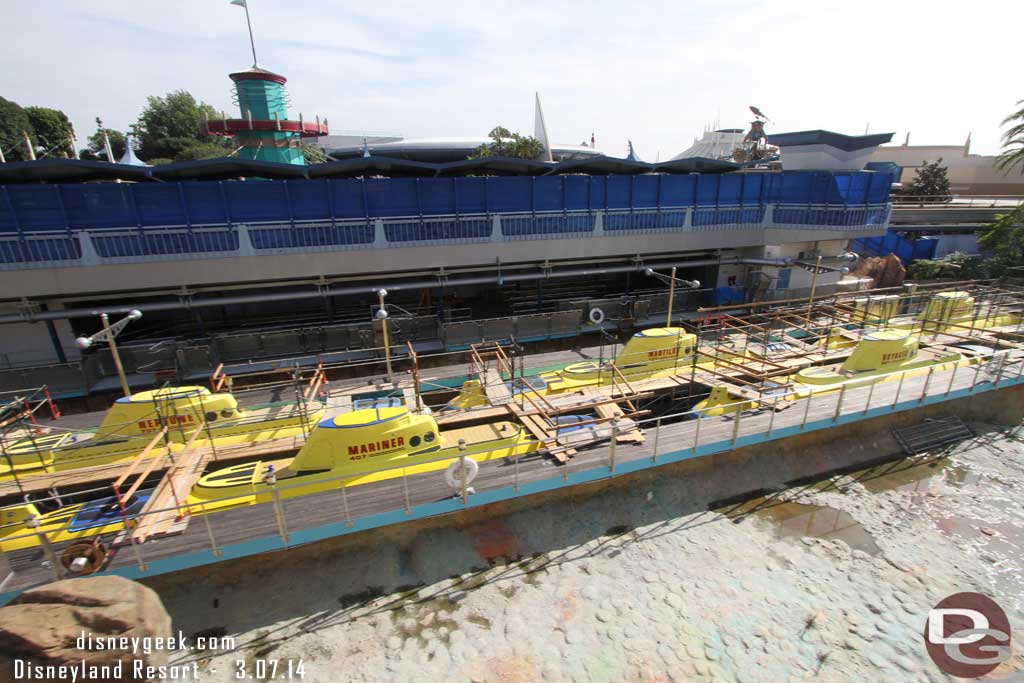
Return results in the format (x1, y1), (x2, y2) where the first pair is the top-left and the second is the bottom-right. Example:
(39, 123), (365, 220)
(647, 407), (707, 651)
(230, 0), (247, 7)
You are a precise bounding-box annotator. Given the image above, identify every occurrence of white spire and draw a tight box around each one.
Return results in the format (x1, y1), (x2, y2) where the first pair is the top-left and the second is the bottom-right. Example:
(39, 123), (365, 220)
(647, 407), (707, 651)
(534, 92), (553, 162)
(118, 135), (149, 166)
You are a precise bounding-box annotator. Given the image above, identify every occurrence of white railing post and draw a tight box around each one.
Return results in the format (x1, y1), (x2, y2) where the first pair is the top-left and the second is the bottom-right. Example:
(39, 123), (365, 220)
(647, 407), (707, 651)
(801, 393), (813, 429)
(25, 516), (63, 580)
(994, 354), (1007, 388)
(402, 468), (412, 514)
(863, 381), (876, 415)
(920, 367), (934, 402)
(833, 384), (847, 422)
(893, 371), (906, 408)
(692, 414), (702, 453)
(608, 426), (618, 472)
(651, 418), (661, 463)
(767, 402), (777, 437)
(201, 508), (221, 556)
(731, 409), (742, 447)
(338, 483), (353, 527)
(514, 454), (520, 492)
(945, 364), (958, 397)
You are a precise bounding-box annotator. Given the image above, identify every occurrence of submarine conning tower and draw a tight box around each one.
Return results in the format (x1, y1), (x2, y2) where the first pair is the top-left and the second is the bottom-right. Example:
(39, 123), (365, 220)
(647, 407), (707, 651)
(614, 327), (696, 370)
(840, 330), (919, 373)
(201, 67), (329, 165)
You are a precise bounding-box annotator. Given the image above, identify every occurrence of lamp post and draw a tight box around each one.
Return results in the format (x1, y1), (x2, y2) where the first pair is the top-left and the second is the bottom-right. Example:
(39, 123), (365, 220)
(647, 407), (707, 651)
(645, 268), (700, 327)
(76, 310), (142, 399)
(376, 289), (394, 384)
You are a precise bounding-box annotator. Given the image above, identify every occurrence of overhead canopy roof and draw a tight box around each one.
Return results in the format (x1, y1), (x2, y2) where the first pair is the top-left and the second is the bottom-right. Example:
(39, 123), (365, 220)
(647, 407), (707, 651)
(435, 156), (553, 176)
(0, 159), (155, 184)
(766, 130), (895, 151)
(547, 155), (653, 175)
(1, 153), (754, 185)
(149, 158), (310, 181)
(307, 156), (440, 178)
(652, 157), (741, 173)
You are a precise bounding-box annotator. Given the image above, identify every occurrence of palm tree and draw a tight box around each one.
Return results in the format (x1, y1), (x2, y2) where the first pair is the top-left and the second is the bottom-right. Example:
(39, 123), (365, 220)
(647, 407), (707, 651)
(996, 99), (1024, 175)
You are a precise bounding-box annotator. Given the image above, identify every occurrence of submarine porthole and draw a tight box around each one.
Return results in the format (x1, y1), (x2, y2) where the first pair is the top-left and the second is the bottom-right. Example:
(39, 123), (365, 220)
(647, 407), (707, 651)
(409, 436), (421, 447)
(221, 409), (234, 418)
(205, 411), (218, 422)
(424, 432), (435, 443)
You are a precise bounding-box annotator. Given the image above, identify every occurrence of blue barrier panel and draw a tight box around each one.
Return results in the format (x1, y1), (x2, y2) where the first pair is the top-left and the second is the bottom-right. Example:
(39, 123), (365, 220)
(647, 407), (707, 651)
(414, 177), (455, 216)
(456, 177), (487, 214)
(659, 174), (695, 208)
(183, 182), (228, 224)
(133, 184), (187, 226)
(0, 171), (893, 244)
(250, 224), (375, 249)
(286, 179), (331, 220)
(3, 185), (66, 230)
(534, 177), (562, 212)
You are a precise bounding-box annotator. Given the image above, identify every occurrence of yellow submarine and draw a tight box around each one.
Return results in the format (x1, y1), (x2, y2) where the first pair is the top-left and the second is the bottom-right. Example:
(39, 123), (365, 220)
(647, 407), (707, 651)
(447, 327), (708, 409)
(0, 386), (325, 480)
(695, 330), (989, 416)
(0, 405), (545, 552)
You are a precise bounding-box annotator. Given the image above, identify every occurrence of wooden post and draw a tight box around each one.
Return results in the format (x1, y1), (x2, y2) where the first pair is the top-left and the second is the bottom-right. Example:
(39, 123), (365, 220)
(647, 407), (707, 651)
(102, 313), (131, 398)
(767, 400), (777, 436)
(666, 266), (677, 327)
(804, 254), (823, 329)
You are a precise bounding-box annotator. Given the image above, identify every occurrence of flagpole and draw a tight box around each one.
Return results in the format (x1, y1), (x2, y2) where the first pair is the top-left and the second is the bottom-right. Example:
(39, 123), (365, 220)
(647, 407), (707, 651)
(242, 2), (258, 67)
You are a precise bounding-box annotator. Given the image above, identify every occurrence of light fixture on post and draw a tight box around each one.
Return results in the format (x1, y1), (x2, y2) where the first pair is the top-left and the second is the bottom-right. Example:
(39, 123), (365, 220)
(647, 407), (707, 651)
(375, 289), (394, 384)
(75, 309), (142, 398)
(645, 268), (700, 327)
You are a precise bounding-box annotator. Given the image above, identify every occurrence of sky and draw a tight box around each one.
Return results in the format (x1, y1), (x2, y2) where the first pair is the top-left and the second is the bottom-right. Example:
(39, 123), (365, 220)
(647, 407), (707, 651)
(2, 0), (1021, 160)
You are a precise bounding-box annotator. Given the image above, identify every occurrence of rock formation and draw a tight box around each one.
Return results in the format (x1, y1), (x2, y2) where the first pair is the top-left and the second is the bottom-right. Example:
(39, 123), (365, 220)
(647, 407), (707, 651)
(0, 576), (172, 683)
(850, 253), (906, 289)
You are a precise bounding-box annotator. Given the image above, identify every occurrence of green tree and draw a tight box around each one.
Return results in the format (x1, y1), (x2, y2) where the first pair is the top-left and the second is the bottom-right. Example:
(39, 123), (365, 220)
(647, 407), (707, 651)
(905, 158), (951, 202)
(132, 90), (227, 160)
(471, 126), (544, 160)
(301, 142), (327, 164)
(80, 128), (126, 162)
(996, 99), (1024, 176)
(24, 106), (74, 157)
(976, 205), (1024, 276)
(0, 96), (36, 161)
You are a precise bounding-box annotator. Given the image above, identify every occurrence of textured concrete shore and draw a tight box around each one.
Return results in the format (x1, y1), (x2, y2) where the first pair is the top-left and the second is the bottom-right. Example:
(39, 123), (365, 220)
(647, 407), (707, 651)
(149, 420), (1024, 682)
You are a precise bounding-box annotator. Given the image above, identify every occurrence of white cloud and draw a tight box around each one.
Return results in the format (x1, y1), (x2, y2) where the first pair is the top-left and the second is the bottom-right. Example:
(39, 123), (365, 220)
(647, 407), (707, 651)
(2, 0), (1020, 158)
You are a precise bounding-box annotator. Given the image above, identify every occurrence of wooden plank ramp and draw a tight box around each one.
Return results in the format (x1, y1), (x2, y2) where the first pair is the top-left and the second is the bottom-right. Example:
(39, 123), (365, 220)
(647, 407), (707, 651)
(129, 426), (213, 544)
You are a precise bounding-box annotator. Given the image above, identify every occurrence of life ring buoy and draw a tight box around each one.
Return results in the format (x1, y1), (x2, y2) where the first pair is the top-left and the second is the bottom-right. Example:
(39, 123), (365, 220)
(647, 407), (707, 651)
(588, 307), (606, 325)
(61, 540), (108, 575)
(444, 457), (479, 489)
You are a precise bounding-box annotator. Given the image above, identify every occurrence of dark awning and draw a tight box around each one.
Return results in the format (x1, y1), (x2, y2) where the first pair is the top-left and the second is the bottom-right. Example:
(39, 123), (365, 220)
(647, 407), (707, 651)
(652, 157), (741, 173)
(0, 159), (155, 184)
(434, 156), (553, 176)
(306, 156), (439, 178)
(149, 158), (310, 181)
(547, 155), (653, 175)
(766, 130), (894, 151)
